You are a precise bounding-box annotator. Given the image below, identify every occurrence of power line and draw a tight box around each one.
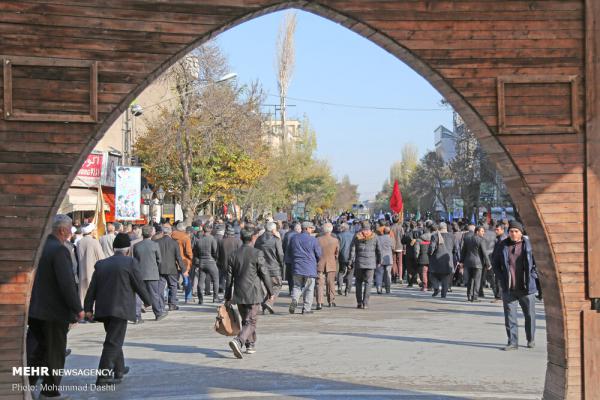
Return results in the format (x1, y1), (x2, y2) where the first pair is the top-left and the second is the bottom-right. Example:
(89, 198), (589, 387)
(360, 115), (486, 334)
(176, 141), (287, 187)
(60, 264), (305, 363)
(266, 93), (450, 112)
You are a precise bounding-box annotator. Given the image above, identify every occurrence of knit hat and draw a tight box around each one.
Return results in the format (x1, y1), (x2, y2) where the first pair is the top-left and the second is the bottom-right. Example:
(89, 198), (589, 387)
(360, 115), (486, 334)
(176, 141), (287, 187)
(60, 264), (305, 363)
(508, 220), (524, 233)
(113, 233), (131, 249)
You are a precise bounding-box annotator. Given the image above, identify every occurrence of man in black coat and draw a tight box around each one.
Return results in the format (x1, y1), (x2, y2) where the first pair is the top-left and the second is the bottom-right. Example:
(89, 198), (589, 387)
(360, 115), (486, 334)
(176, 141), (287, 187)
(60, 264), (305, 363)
(155, 224), (185, 311)
(254, 222), (284, 314)
(225, 229), (273, 358)
(84, 233), (152, 385)
(133, 225), (165, 320)
(217, 225), (242, 297)
(28, 214), (83, 399)
(459, 226), (491, 302)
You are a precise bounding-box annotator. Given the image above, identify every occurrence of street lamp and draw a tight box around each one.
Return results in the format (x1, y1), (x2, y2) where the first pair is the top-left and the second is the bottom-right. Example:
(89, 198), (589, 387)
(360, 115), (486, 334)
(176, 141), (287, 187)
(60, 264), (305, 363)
(216, 72), (237, 83)
(156, 186), (165, 204)
(141, 185), (152, 222)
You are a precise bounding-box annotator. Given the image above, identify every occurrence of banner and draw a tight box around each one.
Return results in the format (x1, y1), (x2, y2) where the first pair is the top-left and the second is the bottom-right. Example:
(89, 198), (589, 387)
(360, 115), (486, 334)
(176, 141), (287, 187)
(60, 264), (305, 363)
(115, 166), (141, 220)
(73, 152), (103, 187)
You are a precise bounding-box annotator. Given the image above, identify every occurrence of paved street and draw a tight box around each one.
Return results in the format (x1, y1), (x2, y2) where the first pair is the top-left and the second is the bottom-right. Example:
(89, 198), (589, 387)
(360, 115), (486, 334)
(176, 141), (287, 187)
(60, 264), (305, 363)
(57, 285), (546, 400)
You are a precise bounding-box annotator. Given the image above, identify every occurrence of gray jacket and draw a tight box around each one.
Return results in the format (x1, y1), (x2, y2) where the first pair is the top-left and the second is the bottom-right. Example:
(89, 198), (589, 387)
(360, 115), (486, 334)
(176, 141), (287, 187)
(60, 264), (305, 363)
(99, 233), (115, 258)
(133, 239), (162, 281)
(460, 233), (490, 270)
(376, 234), (395, 266)
(349, 232), (381, 270)
(193, 234), (218, 268)
(225, 245), (273, 305)
(428, 232), (456, 274)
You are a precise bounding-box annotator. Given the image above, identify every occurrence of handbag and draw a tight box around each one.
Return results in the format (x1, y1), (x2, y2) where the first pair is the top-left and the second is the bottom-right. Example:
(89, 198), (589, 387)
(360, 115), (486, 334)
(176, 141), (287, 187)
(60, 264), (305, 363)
(214, 304), (241, 336)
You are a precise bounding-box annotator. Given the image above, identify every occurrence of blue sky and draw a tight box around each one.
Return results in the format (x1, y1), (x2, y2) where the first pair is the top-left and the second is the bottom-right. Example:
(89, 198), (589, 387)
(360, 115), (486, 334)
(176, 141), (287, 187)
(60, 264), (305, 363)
(216, 10), (452, 200)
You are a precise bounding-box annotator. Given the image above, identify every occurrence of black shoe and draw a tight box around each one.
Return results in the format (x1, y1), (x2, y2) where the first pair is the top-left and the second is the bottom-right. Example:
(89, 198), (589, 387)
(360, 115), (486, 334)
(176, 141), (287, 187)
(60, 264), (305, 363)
(316, 304), (323, 310)
(198, 298), (203, 305)
(155, 312), (168, 321)
(432, 289), (440, 297)
(65, 348), (72, 357)
(467, 295), (472, 302)
(289, 299), (297, 314)
(114, 366), (129, 380)
(168, 305), (179, 311)
(527, 341), (535, 349)
(133, 318), (144, 325)
(301, 309), (314, 315)
(263, 303), (274, 314)
(357, 304), (363, 309)
(96, 376), (121, 386)
(229, 338), (243, 359)
(362, 304), (369, 309)
(246, 344), (256, 354)
(140, 307), (146, 313)
(205, 291), (213, 296)
(344, 288), (350, 296)
(337, 289), (343, 295)
(407, 284), (413, 288)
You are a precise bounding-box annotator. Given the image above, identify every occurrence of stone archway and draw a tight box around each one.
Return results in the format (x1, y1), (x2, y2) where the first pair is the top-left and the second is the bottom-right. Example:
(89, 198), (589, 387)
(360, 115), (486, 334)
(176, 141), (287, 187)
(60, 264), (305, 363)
(0, 1), (597, 399)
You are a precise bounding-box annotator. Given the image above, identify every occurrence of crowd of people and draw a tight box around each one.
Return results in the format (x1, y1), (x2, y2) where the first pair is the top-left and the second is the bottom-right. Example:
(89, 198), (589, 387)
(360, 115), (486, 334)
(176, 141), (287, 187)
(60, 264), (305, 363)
(26, 211), (541, 398)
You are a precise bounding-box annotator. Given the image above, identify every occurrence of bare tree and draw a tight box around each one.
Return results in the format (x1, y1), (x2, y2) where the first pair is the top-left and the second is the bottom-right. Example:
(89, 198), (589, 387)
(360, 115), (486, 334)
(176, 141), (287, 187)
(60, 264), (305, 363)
(275, 12), (297, 154)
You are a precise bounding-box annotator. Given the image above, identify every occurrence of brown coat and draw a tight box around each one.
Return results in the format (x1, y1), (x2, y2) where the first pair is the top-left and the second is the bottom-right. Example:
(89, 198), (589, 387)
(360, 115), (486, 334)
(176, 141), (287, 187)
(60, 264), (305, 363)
(171, 230), (193, 273)
(317, 234), (339, 273)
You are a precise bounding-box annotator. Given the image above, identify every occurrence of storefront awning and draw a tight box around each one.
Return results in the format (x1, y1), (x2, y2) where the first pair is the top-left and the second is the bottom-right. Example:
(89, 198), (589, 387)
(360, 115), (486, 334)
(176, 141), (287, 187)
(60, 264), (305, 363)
(58, 188), (109, 215)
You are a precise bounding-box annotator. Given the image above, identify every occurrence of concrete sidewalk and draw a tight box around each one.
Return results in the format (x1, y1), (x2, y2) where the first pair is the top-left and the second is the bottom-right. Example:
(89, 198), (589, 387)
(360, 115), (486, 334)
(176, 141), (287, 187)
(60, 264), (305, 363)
(55, 285), (546, 399)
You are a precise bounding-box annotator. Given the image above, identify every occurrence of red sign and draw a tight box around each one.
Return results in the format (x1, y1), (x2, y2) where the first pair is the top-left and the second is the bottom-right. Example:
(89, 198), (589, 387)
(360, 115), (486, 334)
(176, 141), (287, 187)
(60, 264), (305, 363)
(72, 153), (104, 188)
(77, 153), (103, 178)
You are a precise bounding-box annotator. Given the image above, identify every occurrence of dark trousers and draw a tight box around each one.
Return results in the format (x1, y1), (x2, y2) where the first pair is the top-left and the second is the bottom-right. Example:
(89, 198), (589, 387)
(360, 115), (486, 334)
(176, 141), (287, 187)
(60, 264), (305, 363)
(502, 292), (536, 345)
(198, 263), (219, 300)
(337, 263), (353, 293)
(355, 268), (374, 306)
(159, 274), (178, 306)
(237, 304), (259, 347)
(478, 267), (489, 297)
(285, 262), (294, 294)
(218, 266), (227, 293)
(418, 264), (429, 290)
(492, 271), (502, 299)
(27, 318), (69, 396)
(406, 261), (418, 286)
(98, 317), (128, 380)
(466, 267), (482, 300)
(263, 275), (282, 306)
(431, 272), (451, 297)
(137, 280), (162, 318)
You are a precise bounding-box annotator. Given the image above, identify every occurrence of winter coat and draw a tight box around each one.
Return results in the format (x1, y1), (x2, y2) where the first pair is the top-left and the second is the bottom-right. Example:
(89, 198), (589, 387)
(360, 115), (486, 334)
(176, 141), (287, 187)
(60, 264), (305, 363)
(391, 223), (404, 252)
(460, 232), (490, 270)
(154, 235), (184, 275)
(376, 234), (395, 266)
(288, 232), (322, 277)
(492, 236), (538, 295)
(254, 232), (285, 277)
(428, 232), (456, 274)
(133, 239), (162, 281)
(171, 230), (193, 273)
(402, 228), (422, 268)
(76, 235), (105, 305)
(217, 235), (242, 272)
(414, 232), (432, 266)
(193, 234), (218, 269)
(99, 233), (116, 258)
(317, 234), (339, 273)
(349, 231), (381, 270)
(337, 231), (355, 265)
(225, 244), (273, 305)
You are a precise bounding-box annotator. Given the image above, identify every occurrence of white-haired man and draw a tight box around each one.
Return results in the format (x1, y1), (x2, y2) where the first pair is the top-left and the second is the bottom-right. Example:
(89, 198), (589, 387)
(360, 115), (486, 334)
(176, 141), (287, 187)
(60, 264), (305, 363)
(28, 214), (83, 399)
(77, 222), (105, 306)
(316, 223), (339, 309)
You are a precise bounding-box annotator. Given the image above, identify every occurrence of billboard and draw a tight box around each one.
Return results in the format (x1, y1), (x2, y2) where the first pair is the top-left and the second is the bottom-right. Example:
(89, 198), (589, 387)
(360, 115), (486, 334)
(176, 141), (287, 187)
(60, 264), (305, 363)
(73, 152), (103, 187)
(115, 166), (141, 220)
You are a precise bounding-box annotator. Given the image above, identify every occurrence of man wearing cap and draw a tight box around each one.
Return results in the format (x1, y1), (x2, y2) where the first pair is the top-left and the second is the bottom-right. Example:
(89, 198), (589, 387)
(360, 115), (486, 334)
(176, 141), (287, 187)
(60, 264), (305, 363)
(84, 232), (153, 385)
(77, 222), (106, 306)
(287, 221), (322, 314)
(492, 220), (538, 351)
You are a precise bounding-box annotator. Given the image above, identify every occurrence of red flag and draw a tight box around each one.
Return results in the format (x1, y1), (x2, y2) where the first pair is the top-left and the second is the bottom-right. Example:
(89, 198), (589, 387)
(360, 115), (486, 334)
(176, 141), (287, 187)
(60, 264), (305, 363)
(389, 180), (403, 214)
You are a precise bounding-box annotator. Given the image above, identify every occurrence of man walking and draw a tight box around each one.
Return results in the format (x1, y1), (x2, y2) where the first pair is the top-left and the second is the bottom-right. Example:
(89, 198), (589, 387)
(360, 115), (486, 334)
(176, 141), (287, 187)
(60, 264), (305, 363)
(99, 222), (117, 258)
(172, 223), (193, 301)
(84, 233), (153, 385)
(491, 223), (508, 302)
(283, 222), (301, 294)
(288, 221), (322, 314)
(254, 221), (284, 314)
(133, 225), (167, 320)
(155, 224), (185, 311)
(193, 224), (221, 304)
(28, 215), (83, 400)
(390, 215), (404, 284)
(459, 226), (491, 302)
(336, 222), (355, 296)
(226, 229), (273, 358)
(492, 221), (538, 350)
(316, 222), (339, 308)
(350, 221), (381, 309)
(77, 223), (105, 306)
(375, 226), (395, 294)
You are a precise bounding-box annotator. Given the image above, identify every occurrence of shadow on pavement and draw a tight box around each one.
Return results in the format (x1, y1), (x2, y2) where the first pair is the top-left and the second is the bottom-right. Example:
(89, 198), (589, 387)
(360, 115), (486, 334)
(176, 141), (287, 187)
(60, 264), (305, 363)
(319, 332), (502, 350)
(59, 354), (471, 400)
